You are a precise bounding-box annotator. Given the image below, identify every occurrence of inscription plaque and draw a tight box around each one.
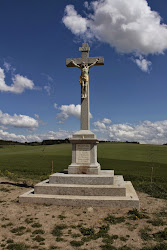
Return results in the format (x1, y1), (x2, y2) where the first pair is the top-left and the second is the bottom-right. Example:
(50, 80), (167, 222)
(76, 144), (90, 164)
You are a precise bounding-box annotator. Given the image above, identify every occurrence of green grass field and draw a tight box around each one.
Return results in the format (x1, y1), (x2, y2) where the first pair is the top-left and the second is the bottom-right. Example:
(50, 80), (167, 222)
(0, 143), (167, 199)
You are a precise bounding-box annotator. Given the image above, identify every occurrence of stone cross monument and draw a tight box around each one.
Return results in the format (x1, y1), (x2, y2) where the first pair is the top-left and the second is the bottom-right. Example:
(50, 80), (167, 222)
(19, 43), (139, 209)
(66, 43), (104, 174)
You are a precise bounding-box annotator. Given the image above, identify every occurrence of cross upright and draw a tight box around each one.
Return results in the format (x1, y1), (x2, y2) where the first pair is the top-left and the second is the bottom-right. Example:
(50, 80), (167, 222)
(66, 43), (104, 130)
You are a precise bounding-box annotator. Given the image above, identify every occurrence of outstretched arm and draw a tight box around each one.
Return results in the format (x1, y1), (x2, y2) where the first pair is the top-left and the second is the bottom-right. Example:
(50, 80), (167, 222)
(70, 60), (80, 69)
(88, 58), (99, 69)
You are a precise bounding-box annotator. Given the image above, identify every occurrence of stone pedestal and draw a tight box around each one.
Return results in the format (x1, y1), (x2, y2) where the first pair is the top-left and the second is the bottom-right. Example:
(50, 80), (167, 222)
(68, 130), (101, 174)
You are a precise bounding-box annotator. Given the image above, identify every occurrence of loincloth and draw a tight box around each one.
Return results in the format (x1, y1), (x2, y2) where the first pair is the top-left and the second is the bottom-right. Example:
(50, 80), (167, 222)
(79, 76), (89, 84)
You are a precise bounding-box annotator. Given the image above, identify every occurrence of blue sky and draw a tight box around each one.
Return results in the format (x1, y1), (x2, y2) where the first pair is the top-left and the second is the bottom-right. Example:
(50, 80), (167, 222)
(0, 0), (167, 144)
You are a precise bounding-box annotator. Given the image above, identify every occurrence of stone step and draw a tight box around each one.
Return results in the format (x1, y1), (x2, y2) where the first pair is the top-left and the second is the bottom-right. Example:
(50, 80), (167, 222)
(34, 176), (125, 197)
(19, 181), (139, 209)
(49, 170), (114, 185)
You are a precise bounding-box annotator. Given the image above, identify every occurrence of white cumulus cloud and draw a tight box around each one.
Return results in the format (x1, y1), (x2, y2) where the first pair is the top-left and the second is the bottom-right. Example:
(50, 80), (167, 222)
(93, 118), (112, 131)
(102, 118), (112, 124)
(55, 103), (92, 123)
(29, 130), (72, 141)
(0, 68), (34, 93)
(62, 5), (88, 35)
(0, 129), (72, 143)
(134, 56), (152, 72)
(93, 121), (106, 130)
(0, 129), (26, 142)
(93, 119), (167, 144)
(0, 110), (38, 129)
(63, 0), (167, 70)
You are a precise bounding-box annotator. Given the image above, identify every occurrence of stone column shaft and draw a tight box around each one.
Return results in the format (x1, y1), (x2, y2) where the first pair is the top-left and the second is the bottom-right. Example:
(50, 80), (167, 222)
(81, 83), (89, 130)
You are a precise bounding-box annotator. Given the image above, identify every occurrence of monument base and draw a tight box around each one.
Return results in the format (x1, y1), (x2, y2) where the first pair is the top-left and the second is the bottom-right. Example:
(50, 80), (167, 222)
(68, 163), (101, 174)
(69, 130), (101, 174)
(19, 170), (140, 209)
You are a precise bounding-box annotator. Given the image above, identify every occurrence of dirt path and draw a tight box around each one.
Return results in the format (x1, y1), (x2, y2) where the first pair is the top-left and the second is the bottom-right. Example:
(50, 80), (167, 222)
(0, 177), (167, 250)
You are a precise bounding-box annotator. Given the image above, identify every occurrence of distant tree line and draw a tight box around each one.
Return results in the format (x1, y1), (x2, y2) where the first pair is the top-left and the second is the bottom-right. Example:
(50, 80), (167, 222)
(41, 139), (70, 145)
(25, 138), (70, 146)
(99, 140), (140, 144)
(2, 139), (161, 146)
(125, 141), (140, 144)
(0, 140), (24, 145)
(0, 139), (70, 146)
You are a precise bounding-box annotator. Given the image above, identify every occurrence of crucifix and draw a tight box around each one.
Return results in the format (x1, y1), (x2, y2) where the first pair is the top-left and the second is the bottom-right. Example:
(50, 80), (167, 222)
(66, 43), (104, 130)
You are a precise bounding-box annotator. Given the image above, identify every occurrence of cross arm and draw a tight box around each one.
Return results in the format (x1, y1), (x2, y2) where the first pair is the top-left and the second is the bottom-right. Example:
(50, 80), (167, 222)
(88, 57), (104, 66)
(66, 58), (82, 67)
(66, 56), (104, 67)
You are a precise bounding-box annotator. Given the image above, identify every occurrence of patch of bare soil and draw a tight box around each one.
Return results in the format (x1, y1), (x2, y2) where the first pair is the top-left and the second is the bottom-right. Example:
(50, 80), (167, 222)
(0, 177), (167, 250)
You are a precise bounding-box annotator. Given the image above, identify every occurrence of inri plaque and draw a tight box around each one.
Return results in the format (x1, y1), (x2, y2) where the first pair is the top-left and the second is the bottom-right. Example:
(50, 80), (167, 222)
(76, 144), (90, 164)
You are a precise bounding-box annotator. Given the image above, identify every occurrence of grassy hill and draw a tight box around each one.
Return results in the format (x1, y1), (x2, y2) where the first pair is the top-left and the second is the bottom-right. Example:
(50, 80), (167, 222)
(0, 143), (167, 199)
